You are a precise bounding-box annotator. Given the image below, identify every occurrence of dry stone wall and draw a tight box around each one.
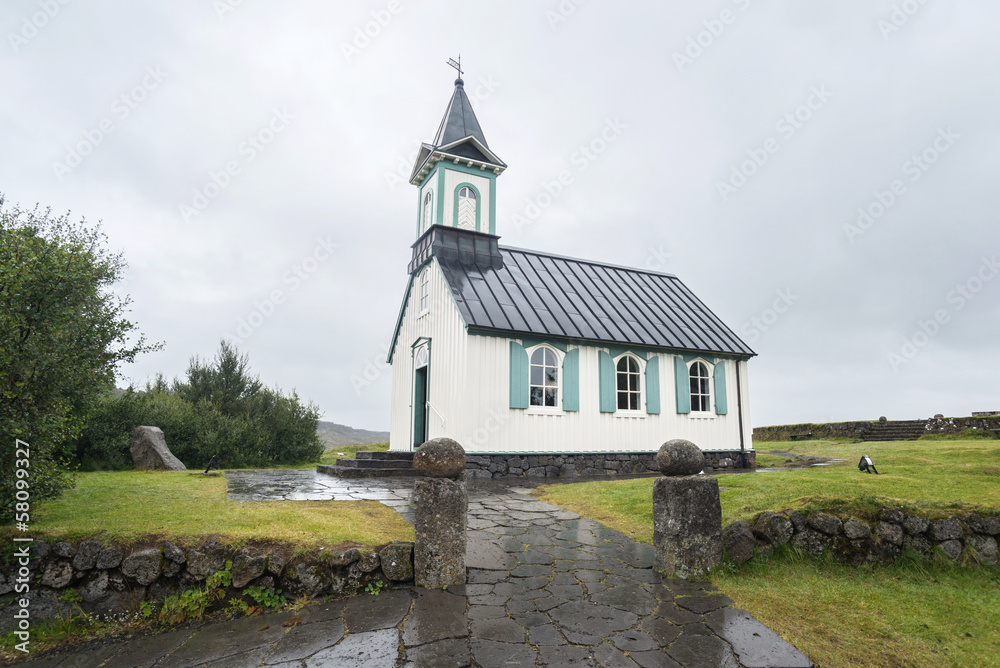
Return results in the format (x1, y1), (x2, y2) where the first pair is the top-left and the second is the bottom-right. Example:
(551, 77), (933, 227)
(464, 450), (755, 478)
(0, 537), (415, 633)
(722, 507), (1000, 567)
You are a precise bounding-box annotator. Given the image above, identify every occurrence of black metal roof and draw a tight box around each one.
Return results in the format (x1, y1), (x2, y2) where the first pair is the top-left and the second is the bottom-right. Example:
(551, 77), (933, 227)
(433, 78), (489, 148)
(436, 246), (756, 357)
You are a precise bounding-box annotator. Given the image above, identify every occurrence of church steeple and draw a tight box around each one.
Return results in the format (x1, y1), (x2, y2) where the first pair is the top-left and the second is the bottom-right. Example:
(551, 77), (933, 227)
(410, 67), (506, 241)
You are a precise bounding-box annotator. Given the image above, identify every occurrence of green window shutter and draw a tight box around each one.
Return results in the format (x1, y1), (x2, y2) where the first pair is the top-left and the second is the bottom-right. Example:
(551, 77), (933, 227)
(714, 361), (728, 415)
(509, 341), (529, 409)
(562, 349), (579, 412)
(599, 351), (616, 413)
(674, 356), (691, 414)
(645, 356), (660, 414)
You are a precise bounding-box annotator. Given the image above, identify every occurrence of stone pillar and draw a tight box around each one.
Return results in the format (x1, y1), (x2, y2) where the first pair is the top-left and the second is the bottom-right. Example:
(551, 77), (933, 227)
(652, 439), (722, 578)
(412, 438), (467, 588)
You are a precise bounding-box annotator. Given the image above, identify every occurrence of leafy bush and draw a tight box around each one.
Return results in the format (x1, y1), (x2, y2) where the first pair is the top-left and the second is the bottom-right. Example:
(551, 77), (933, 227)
(1, 196), (157, 522)
(74, 342), (324, 470)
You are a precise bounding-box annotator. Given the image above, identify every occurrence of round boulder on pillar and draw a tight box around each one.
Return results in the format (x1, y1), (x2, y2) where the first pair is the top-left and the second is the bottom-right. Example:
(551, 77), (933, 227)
(656, 439), (704, 477)
(413, 437), (466, 478)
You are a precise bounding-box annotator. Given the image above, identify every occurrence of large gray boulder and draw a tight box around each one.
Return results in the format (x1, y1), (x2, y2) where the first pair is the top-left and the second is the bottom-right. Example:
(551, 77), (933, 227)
(656, 439), (704, 476)
(413, 438), (466, 478)
(130, 426), (186, 470)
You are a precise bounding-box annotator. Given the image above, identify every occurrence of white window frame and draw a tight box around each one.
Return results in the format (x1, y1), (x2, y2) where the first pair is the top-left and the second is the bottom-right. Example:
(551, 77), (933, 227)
(526, 344), (563, 414)
(613, 353), (646, 417)
(688, 359), (714, 417)
(418, 268), (430, 315)
(422, 190), (434, 234)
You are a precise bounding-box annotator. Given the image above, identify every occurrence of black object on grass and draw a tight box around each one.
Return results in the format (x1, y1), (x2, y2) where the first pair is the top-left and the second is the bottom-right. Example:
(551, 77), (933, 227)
(858, 455), (879, 475)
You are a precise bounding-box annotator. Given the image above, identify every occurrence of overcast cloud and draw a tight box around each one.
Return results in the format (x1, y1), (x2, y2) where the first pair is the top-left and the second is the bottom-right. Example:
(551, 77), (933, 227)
(3, 0), (998, 430)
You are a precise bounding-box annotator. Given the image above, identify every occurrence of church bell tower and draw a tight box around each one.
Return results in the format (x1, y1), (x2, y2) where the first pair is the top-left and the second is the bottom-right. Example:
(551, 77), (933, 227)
(408, 63), (507, 242)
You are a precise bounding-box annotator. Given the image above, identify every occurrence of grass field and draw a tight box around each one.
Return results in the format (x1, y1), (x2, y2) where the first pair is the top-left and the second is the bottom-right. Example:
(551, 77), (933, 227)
(535, 438), (1000, 668)
(318, 441), (389, 465)
(1, 469), (413, 548)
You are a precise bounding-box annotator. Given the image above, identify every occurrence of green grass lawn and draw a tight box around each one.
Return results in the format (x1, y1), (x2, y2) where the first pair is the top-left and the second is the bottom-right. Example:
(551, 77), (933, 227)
(1, 469), (413, 548)
(318, 441), (389, 465)
(535, 439), (1000, 668)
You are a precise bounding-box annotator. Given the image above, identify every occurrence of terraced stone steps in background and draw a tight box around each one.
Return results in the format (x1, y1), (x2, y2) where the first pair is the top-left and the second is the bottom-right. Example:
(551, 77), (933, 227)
(859, 420), (928, 441)
(317, 450), (419, 479)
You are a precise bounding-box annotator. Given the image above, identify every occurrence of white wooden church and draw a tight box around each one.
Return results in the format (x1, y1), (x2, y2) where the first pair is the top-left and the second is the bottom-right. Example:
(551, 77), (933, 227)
(387, 73), (756, 469)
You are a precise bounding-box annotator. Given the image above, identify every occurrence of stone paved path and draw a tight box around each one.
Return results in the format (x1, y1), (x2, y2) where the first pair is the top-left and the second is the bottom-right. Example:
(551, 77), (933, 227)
(15, 475), (813, 667)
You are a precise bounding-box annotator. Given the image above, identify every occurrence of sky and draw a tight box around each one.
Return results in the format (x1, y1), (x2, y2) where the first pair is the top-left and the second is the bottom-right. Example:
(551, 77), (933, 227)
(2, 1), (999, 431)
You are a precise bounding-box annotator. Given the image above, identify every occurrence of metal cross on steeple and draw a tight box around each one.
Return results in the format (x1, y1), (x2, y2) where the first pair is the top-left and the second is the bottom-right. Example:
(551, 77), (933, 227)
(446, 55), (463, 79)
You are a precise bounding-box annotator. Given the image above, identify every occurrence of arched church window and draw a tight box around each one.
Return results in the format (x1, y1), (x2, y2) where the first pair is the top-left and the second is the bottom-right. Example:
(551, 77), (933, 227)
(529, 347), (559, 407)
(689, 361), (711, 412)
(419, 268), (430, 313)
(456, 186), (477, 230)
(422, 191), (433, 233)
(616, 356), (641, 411)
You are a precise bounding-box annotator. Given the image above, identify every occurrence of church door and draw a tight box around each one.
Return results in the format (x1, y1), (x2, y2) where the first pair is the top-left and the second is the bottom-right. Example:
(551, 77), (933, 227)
(413, 347), (429, 449)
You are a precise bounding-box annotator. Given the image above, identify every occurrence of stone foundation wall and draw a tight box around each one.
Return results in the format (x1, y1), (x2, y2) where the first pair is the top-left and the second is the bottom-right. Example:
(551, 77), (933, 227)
(722, 507), (1000, 567)
(465, 450), (755, 479)
(0, 537), (415, 634)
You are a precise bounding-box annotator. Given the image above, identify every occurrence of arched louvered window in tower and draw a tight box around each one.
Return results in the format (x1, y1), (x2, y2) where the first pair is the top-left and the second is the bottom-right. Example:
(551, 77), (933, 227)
(456, 186), (477, 230)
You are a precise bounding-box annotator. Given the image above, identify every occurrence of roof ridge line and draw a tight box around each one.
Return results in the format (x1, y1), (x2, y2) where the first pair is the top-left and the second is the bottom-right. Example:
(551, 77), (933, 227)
(499, 245), (679, 279)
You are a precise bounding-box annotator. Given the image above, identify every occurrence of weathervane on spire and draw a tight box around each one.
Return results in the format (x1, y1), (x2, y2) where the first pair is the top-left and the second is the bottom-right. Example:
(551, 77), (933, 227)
(446, 55), (463, 80)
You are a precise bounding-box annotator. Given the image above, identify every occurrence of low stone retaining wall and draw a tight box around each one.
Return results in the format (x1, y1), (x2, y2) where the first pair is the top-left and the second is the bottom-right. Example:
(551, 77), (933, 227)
(0, 536), (415, 633)
(464, 450), (755, 479)
(754, 416), (1000, 442)
(723, 507), (1000, 567)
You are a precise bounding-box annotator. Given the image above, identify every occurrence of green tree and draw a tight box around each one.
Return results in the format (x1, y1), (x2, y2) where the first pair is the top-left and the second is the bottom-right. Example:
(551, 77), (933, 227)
(75, 341), (324, 470)
(0, 196), (156, 521)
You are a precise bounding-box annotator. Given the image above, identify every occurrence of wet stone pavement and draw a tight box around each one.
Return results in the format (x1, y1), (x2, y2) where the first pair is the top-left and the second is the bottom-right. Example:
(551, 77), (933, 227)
(18, 475), (813, 668)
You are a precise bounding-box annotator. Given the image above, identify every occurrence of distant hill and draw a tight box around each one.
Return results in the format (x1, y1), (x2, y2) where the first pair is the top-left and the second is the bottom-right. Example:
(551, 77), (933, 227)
(316, 421), (389, 449)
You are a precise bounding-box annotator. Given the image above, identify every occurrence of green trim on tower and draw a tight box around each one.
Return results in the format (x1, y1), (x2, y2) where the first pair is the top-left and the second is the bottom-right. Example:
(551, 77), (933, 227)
(453, 181), (482, 231)
(489, 179), (497, 234)
(674, 356), (691, 414)
(435, 166), (445, 227)
(645, 356), (660, 415)
(562, 348), (579, 412)
(714, 361), (728, 415)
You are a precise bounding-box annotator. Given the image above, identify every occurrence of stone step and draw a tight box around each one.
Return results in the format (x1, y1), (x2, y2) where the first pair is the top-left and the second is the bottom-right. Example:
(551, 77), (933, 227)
(355, 451), (415, 461)
(336, 458), (415, 469)
(317, 464), (421, 479)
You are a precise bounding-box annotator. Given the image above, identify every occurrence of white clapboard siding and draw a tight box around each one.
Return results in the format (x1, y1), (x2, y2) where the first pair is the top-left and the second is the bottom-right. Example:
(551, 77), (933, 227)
(391, 270), (754, 454)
